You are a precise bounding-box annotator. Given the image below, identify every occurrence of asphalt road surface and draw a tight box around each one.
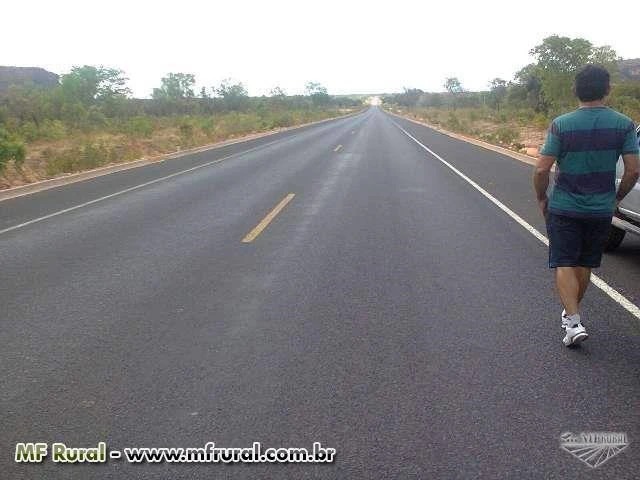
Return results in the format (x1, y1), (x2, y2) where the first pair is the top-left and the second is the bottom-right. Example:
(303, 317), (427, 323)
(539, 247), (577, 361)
(2, 107), (639, 479)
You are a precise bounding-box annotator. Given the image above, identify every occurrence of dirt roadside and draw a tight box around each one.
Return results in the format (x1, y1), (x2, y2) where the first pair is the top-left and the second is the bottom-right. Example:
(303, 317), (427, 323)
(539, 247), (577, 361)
(385, 109), (543, 167)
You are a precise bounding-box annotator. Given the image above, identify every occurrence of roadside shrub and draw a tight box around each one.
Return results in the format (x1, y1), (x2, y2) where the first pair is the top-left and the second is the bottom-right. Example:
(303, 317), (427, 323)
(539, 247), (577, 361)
(609, 96), (640, 121)
(60, 102), (89, 129)
(514, 109), (534, 126)
(481, 132), (497, 144)
(220, 112), (261, 136)
(46, 149), (74, 175)
(0, 127), (26, 171)
(18, 119), (67, 142)
(198, 117), (216, 137)
(39, 120), (67, 140)
(445, 113), (461, 131)
(495, 127), (520, 145)
(533, 113), (550, 129)
(273, 112), (294, 128)
(46, 142), (112, 176)
(178, 119), (195, 143)
(494, 112), (508, 124)
(18, 121), (39, 142)
(87, 106), (107, 128)
(123, 116), (154, 137)
(81, 142), (111, 168)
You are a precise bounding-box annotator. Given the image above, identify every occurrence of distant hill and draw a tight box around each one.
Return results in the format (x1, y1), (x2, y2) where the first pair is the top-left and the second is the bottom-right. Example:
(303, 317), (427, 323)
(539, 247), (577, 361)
(0, 66), (59, 91)
(619, 59), (640, 81)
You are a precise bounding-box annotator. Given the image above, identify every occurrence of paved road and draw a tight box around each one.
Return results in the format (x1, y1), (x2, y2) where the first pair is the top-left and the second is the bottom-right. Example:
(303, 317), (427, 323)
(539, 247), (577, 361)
(1, 107), (639, 479)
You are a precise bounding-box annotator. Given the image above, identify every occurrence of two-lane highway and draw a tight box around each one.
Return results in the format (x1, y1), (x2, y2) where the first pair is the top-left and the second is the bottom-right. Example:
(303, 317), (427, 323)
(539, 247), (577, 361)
(2, 107), (639, 479)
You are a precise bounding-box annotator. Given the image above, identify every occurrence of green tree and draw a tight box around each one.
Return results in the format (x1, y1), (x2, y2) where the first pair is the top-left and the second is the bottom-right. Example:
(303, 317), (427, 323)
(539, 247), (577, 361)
(418, 92), (444, 108)
(4, 85), (53, 125)
(444, 77), (463, 94)
(512, 63), (545, 110)
(488, 78), (507, 109)
(270, 86), (286, 98)
(530, 35), (593, 72)
(216, 79), (249, 110)
(590, 45), (621, 81)
(529, 36), (619, 111)
(305, 82), (330, 105)
(152, 73), (196, 100)
(590, 45), (620, 66)
(444, 77), (463, 109)
(397, 88), (423, 107)
(60, 66), (130, 105)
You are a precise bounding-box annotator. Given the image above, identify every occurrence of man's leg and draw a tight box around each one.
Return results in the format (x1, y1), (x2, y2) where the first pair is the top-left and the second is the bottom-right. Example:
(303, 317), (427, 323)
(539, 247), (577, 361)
(576, 266), (591, 304)
(547, 214), (589, 345)
(556, 267), (580, 315)
(556, 266), (589, 345)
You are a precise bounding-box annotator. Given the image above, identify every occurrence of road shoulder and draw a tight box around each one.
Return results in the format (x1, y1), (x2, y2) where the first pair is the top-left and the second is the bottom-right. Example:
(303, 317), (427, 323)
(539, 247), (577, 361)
(385, 109), (540, 167)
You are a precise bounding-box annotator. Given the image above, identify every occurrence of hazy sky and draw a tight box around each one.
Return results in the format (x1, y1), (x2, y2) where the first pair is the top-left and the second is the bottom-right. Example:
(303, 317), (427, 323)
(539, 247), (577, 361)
(2, 0), (637, 97)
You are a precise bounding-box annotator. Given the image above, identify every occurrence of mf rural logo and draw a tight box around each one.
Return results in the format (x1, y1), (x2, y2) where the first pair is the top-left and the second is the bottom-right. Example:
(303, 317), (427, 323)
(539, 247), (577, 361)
(560, 432), (628, 468)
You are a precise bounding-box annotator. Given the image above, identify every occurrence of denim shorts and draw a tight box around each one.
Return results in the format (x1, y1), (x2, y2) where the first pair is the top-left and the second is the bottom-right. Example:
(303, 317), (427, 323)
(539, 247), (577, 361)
(545, 212), (612, 268)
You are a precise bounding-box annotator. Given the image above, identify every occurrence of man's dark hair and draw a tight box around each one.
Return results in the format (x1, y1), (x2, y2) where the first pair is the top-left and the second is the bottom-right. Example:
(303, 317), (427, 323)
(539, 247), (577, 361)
(574, 64), (610, 102)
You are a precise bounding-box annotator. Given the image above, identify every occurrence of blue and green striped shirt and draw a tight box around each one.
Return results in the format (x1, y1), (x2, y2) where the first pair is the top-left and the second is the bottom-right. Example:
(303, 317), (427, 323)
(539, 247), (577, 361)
(540, 107), (639, 217)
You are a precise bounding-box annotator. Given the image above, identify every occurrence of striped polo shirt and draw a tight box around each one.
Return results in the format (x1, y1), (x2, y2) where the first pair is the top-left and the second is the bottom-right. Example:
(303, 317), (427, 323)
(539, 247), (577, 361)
(540, 106), (639, 217)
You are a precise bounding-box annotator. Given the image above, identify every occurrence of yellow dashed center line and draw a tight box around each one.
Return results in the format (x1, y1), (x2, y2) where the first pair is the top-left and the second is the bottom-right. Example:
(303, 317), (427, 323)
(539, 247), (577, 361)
(242, 193), (296, 243)
(334, 144), (343, 152)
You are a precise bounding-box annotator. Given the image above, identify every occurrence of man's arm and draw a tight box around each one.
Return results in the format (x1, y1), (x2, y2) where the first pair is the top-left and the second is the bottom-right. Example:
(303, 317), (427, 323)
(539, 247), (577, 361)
(533, 154), (556, 216)
(616, 153), (640, 206)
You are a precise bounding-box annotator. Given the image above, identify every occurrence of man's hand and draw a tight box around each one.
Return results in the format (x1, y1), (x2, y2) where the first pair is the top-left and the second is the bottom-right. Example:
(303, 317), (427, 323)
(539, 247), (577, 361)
(533, 154), (555, 218)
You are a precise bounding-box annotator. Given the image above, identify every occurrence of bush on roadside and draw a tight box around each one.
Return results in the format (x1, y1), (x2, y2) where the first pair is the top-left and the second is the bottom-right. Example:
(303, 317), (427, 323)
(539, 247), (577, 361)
(122, 116), (154, 138)
(178, 118), (196, 145)
(0, 127), (26, 172)
(273, 112), (294, 128)
(532, 113), (550, 130)
(609, 96), (640, 122)
(198, 117), (216, 138)
(445, 113), (462, 131)
(17, 119), (67, 142)
(46, 141), (113, 176)
(495, 126), (520, 145)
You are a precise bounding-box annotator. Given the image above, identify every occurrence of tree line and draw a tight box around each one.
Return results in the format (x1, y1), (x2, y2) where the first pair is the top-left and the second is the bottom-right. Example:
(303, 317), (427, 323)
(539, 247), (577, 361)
(0, 67), (361, 172)
(384, 35), (640, 120)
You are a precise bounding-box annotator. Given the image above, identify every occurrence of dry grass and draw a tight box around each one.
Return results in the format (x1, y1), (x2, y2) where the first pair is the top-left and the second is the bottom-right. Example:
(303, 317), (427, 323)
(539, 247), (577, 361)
(0, 108), (355, 189)
(390, 106), (547, 157)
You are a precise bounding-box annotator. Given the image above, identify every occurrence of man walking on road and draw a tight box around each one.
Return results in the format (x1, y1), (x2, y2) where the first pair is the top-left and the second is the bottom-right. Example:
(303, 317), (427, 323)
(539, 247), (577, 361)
(533, 64), (639, 346)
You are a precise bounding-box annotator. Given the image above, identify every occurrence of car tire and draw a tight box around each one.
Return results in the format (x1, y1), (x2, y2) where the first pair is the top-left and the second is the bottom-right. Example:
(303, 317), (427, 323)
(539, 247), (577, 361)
(604, 225), (626, 251)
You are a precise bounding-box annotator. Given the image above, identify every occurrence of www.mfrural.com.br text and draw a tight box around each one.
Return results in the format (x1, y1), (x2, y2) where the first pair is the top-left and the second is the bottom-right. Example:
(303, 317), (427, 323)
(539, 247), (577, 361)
(15, 441), (336, 464)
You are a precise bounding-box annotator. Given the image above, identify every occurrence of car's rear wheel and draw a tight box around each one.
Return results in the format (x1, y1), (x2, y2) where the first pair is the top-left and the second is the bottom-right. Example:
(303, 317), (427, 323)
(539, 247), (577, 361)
(604, 225), (626, 251)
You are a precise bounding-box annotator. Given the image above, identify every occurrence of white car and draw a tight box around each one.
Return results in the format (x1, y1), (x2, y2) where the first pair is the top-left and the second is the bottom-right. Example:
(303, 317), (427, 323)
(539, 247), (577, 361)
(605, 125), (640, 250)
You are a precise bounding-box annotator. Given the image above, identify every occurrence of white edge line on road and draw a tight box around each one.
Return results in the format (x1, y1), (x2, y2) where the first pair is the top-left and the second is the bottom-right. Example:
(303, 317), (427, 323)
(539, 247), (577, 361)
(0, 137), (287, 236)
(392, 120), (640, 321)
